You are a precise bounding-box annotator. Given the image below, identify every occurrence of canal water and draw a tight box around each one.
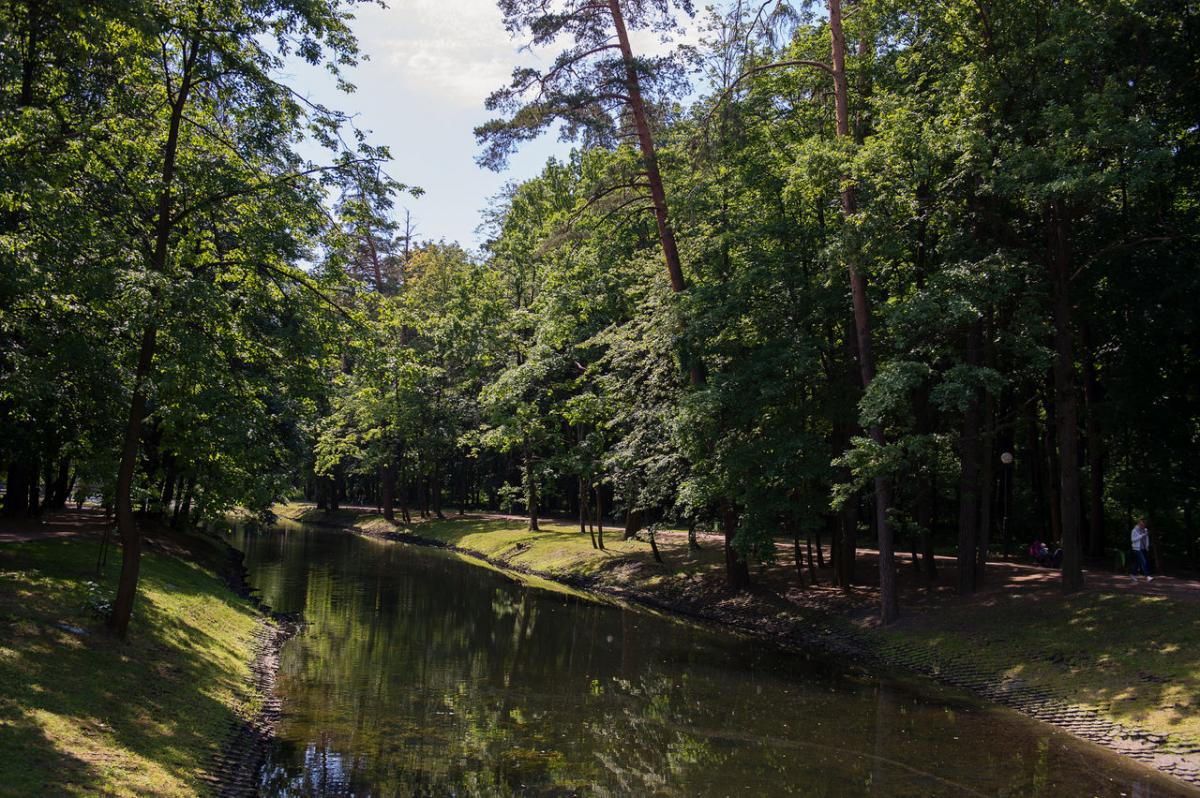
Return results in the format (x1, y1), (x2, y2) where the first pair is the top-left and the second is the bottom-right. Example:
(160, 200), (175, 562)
(232, 522), (1190, 797)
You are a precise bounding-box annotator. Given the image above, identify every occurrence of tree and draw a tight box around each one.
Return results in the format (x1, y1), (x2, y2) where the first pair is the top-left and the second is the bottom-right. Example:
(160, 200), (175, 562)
(477, 0), (694, 306)
(0, 0), (390, 638)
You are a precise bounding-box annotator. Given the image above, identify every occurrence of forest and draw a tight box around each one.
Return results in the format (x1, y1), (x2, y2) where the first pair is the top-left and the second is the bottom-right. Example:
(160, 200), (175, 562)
(2, 0), (1198, 641)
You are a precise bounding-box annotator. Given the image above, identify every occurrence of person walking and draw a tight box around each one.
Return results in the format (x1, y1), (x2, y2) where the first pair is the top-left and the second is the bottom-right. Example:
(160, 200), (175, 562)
(1130, 518), (1153, 582)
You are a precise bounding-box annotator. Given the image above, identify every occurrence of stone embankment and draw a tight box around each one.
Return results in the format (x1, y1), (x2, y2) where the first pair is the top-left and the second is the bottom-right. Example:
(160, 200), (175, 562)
(200, 542), (303, 797)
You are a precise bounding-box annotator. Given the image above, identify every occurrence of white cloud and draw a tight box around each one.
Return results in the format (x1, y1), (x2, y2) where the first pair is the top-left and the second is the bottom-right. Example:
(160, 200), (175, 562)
(353, 0), (530, 107)
(352, 0), (701, 109)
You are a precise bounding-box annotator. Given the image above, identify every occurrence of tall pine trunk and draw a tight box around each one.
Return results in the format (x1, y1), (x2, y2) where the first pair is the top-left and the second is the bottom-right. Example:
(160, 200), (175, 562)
(608, 0), (686, 298)
(977, 390), (995, 583)
(830, 0), (897, 623)
(609, 0), (751, 584)
(594, 486), (605, 551)
(1046, 202), (1084, 592)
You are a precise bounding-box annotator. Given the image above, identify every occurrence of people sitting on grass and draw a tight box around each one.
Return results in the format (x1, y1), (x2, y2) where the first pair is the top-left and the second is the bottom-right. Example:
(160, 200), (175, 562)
(1028, 539), (1063, 568)
(1130, 518), (1154, 583)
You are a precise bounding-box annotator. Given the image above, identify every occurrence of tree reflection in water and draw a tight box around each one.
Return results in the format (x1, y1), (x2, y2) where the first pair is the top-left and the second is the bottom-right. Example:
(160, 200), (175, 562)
(238, 523), (1186, 797)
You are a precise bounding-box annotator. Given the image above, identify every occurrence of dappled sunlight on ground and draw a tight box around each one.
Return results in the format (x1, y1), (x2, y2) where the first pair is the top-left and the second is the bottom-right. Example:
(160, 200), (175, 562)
(0, 525), (260, 797)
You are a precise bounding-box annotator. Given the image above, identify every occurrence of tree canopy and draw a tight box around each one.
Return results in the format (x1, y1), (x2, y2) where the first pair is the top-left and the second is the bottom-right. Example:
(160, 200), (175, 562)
(2, 0), (1198, 635)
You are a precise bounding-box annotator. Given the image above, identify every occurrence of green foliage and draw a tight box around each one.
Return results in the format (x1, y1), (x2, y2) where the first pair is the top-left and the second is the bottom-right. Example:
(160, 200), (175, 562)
(0, 0), (397, 524)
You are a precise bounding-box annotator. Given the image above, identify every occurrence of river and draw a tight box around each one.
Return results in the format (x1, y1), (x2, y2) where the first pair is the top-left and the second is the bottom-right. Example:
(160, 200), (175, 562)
(231, 521), (1190, 797)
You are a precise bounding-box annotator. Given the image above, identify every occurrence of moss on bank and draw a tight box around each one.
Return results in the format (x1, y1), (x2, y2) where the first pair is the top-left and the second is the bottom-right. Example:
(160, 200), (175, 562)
(0, 535), (260, 798)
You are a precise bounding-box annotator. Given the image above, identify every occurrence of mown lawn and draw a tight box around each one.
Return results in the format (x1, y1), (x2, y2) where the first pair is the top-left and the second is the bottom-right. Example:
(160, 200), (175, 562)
(0, 535), (260, 797)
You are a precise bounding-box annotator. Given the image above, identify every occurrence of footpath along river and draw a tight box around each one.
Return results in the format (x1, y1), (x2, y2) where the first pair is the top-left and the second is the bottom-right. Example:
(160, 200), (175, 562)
(231, 521), (1193, 797)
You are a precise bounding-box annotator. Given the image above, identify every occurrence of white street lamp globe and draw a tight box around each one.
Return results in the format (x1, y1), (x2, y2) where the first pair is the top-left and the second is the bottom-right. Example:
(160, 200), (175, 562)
(1000, 452), (1014, 465)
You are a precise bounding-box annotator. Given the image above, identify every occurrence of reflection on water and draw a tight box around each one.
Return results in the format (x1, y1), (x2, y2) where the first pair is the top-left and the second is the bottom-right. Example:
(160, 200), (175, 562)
(232, 523), (1190, 797)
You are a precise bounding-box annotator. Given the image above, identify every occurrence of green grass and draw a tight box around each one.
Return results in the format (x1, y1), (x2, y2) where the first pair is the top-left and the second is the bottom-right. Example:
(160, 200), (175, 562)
(0, 536), (260, 797)
(872, 591), (1200, 748)
(275, 502), (730, 586)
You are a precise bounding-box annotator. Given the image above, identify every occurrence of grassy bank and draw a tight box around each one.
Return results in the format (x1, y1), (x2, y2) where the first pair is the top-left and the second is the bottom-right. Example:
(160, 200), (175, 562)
(277, 502), (1200, 760)
(0, 532), (260, 797)
(276, 503), (729, 586)
(873, 590), (1200, 750)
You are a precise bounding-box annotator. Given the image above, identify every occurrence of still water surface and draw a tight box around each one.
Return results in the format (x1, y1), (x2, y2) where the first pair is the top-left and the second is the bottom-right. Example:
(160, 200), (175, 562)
(232, 522), (1190, 797)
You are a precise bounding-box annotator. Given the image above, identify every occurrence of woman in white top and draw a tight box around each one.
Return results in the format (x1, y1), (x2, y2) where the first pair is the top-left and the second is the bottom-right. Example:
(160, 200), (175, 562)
(1130, 519), (1153, 582)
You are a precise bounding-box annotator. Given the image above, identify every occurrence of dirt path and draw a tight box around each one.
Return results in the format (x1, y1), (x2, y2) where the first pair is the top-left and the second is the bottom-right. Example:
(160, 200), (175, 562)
(394, 507), (1200, 608)
(0, 507), (109, 543)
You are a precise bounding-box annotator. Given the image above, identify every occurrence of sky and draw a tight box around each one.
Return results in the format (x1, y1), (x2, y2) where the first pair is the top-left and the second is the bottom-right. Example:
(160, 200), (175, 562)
(285, 0), (702, 249)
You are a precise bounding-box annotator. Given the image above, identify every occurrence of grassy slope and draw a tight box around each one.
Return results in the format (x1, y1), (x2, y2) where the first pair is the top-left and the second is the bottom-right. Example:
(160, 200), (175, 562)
(872, 591), (1199, 749)
(278, 502), (1200, 749)
(278, 503), (729, 585)
(0, 536), (260, 798)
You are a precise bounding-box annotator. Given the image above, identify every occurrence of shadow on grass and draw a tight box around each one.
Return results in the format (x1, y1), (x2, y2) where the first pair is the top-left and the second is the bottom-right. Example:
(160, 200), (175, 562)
(0, 710), (101, 797)
(0, 537), (258, 796)
(886, 588), (1200, 742)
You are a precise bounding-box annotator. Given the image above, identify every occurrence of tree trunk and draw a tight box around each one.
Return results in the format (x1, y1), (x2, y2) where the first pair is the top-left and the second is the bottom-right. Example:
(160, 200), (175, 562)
(957, 320), (983, 595)
(108, 39), (198, 639)
(330, 470), (342, 512)
(793, 527), (807, 588)
(433, 464), (445, 519)
(805, 531), (819, 586)
(648, 525), (663, 563)
(838, 502), (858, 589)
(915, 474), (938, 582)
(400, 475), (411, 524)
(1185, 503), (1197, 569)
(27, 456), (40, 516)
(1047, 202), (1084, 592)
(578, 477), (587, 534)
(418, 474), (428, 518)
(721, 501), (750, 589)
(46, 457), (69, 509)
(381, 460), (396, 522)
(594, 486), (604, 550)
(623, 507), (644, 540)
(19, 0), (40, 107)
(1081, 322), (1105, 557)
(65, 468), (78, 509)
(608, 0), (686, 299)
(581, 477), (597, 548)
(109, 322), (158, 638)
(159, 458), (177, 517)
(977, 389), (995, 583)
(1042, 383), (1063, 544)
(3, 460), (32, 518)
(523, 438), (538, 531)
(172, 477), (193, 528)
(830, 0), (897, 623)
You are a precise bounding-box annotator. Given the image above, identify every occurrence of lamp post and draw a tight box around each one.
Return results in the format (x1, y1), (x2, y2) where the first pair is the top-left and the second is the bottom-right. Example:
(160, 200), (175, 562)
(1000, 452), (1014, 558)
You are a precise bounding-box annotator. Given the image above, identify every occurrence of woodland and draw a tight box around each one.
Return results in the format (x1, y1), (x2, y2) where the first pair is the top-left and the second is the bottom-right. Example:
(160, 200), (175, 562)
(2, 0), (1198, 637)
